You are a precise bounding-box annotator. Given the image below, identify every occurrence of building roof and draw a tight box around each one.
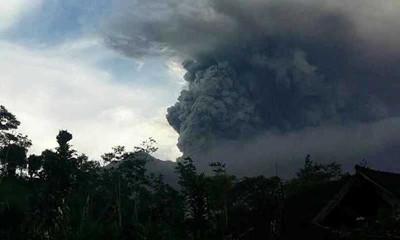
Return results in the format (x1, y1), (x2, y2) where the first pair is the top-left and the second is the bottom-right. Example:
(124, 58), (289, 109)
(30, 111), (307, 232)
(355, 165), (400, 199)
(313, 166), (400, 227)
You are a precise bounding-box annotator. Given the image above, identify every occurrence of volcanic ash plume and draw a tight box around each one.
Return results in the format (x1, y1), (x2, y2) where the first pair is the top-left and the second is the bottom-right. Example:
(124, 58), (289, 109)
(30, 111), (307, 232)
(167, 49), (387, 155)
(104, 0), (400, 173)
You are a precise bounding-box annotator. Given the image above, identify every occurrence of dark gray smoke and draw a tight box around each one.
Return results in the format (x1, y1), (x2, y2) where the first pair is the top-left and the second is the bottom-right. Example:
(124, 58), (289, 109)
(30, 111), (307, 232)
(104, 0), (400, 174)
(200, 117), (400, 176)
(167, 50), (387, 155)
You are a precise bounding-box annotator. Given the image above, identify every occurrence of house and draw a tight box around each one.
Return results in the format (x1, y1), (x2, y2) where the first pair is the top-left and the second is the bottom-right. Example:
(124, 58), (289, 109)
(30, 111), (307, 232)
(313, 166), (400, 239)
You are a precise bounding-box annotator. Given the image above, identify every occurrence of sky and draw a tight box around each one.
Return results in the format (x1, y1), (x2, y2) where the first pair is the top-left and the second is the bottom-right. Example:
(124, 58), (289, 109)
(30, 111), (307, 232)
(1, 0), (399, 175)
(0, 0), (184, 160)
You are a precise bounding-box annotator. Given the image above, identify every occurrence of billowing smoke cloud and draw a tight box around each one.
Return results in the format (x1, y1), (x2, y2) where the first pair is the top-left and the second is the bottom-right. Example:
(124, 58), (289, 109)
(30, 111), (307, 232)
(200, 117), (400, 177)
(104, 0), (400, 173)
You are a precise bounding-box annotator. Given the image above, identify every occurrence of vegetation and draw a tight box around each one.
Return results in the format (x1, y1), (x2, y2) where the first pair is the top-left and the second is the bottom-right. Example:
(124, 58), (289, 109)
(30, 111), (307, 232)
(0, 105), (397, 240)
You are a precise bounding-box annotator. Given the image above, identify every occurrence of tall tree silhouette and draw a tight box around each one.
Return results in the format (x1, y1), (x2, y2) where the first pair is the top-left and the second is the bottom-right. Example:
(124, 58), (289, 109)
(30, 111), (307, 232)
(0, 106), (31, 177)
(176, 157), (209, 240)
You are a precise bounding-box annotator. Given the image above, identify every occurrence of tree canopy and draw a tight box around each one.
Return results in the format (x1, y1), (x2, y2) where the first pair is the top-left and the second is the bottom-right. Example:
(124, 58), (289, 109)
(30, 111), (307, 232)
(0, 105), (396, 240)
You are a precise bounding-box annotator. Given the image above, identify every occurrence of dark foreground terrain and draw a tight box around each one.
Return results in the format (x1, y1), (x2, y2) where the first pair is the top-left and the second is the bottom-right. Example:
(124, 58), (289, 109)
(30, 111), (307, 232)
(1, 105), (399, 240)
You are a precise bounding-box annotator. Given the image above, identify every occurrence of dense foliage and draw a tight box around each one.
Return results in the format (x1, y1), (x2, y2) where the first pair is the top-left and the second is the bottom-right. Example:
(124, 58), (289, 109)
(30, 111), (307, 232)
(0, 105), (397, 240)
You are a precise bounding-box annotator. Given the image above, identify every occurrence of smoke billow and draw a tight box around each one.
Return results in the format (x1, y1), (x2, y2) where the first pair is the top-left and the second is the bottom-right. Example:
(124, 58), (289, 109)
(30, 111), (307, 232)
(104, 0), (400, 174)
(201, 117), (400, 176)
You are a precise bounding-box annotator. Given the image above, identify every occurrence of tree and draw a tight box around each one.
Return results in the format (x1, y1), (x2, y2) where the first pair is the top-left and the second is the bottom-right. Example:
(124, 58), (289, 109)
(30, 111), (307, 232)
(0, 106), (31, 149)
(176, 157), (210, 240)
(0, 106), (31, 177)
(42, 135), (74, 190)
(207, 162), (235, 239)
(296, 154), (342, 184)
(229, 176), (284, 240)
(140, 174), (185, 240)
(27, 155), (43, 179)
(0, 144), (27, 177)
(98, 140), (159, 239)
(34, 130), (81, 239)
(0, 105), (20, 131)
(102, 146), (126, 165)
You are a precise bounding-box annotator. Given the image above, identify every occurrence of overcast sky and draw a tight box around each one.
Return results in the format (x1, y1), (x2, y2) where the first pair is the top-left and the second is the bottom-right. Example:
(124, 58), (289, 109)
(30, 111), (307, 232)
(0, 0), (184, 160)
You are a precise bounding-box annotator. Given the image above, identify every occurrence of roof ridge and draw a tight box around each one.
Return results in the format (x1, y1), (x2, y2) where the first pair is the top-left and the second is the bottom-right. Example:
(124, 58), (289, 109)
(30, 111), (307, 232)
(355, 165), (400, 177)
